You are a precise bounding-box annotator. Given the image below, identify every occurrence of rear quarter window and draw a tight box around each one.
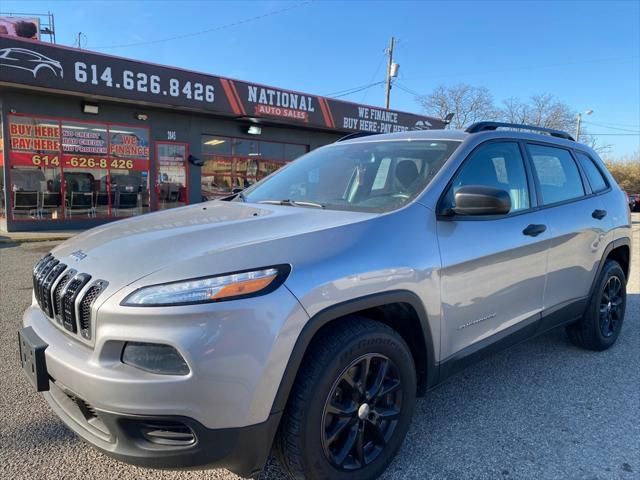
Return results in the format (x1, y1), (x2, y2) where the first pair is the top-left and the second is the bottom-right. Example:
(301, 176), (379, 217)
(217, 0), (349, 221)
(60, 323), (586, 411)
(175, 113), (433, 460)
(575, 151), (609, 193)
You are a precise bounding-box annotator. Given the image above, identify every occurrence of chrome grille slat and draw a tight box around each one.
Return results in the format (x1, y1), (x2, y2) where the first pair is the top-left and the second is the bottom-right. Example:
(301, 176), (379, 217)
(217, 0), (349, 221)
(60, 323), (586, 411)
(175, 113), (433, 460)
(41, 263), (67, 317)
(62, 274), (91, 333)
(32, 255), (52, 302)
(53, 269), (77, 323)
(35, 258), (59, 310)
(78, 280), (108, 340)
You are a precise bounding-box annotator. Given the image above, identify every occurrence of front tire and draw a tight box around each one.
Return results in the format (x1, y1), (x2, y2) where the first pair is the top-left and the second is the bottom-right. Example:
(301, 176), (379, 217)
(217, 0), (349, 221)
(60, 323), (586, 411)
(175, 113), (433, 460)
(276, 317), (416, 480)
(566, 259), (627, 351)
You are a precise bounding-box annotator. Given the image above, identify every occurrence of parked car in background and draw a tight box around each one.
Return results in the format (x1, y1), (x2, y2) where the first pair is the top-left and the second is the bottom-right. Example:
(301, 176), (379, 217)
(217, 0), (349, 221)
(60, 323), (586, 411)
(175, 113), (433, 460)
(20, 122), (631, 480)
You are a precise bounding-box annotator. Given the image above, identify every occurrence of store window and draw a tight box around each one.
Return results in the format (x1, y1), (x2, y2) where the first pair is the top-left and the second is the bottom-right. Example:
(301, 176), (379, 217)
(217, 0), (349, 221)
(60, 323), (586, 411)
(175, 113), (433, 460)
(157, 142), (188, 210)
(8, 115), (62, 220)
(200, 135), (307, 200)
(7, 114), (150, 221)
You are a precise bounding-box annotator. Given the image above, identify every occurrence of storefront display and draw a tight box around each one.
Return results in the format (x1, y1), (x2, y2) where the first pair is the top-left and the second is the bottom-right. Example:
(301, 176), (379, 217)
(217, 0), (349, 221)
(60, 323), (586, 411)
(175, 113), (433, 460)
(200, 135), (307, 200)
(0, 36), (443, 231)
(7, 114), (150, 221)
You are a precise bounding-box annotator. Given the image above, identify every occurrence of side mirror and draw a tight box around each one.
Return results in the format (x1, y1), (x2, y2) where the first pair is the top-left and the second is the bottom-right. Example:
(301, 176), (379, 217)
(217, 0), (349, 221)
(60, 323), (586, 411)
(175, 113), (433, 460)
(452, 185), (511, 215)
(231, 187), (244, 194)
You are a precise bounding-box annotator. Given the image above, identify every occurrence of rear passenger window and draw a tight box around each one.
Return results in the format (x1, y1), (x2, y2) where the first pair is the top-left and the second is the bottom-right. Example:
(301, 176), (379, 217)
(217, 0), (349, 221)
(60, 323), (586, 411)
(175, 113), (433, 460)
(575, 152), (608, 193)
(528, 144), (585, 204)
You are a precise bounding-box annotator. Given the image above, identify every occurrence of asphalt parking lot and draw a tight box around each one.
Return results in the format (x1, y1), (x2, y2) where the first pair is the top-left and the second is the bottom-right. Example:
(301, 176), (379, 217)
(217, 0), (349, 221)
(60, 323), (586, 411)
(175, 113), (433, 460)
(1, 214), (638, 480)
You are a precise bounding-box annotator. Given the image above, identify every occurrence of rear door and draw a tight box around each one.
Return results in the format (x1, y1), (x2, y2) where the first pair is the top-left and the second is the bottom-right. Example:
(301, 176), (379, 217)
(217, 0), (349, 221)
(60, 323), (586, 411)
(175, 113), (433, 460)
(436, 141), (550, 361)
(525, 143), (611, 311)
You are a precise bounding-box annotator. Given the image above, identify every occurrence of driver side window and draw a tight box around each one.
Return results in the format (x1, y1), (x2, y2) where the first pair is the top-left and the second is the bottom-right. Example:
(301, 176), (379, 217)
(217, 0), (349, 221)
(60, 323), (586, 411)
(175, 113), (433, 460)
(446, 142), (530, 213)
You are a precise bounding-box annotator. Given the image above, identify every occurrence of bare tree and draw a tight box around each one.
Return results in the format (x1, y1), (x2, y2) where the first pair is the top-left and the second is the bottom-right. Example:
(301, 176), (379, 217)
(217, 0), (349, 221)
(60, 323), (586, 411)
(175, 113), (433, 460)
(499, 94), (610, 153)
(499, 94), (574, 131)
(418, 84), (496, 129)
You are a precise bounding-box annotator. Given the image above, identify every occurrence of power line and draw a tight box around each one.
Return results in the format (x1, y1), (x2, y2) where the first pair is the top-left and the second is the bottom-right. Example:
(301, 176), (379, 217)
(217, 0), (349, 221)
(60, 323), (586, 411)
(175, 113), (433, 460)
(398, 55), (639, 83)
(584, 120), (640, 128)
(394, 82), (423, 97)
(93, 1), (312, 49)
(361, 53), (387, 103)
(583, 121), (640, 132)
(324, 81), (385, 98)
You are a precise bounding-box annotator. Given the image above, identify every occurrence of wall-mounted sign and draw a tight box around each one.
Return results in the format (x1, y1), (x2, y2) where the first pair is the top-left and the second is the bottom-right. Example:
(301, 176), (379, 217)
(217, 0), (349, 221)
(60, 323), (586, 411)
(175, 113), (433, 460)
(0, 36), (445, 133)
(7, 115), (150, 170)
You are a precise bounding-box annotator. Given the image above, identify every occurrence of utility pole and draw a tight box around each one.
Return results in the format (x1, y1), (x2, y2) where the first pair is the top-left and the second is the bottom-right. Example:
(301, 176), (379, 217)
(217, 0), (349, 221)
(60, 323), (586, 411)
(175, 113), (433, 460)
(384, 36), (395, 110)
(575, 109), (593, 141)
(575, 113), (582, 141)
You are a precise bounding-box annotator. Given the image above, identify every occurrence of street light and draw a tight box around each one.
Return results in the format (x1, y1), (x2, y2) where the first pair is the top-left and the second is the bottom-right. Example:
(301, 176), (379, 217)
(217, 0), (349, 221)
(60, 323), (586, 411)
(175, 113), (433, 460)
(575, 109), (593, 141)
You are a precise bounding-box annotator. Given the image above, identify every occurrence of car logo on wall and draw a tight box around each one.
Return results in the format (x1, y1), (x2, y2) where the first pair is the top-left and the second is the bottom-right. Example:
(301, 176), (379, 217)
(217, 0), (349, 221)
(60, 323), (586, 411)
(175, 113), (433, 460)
(0, 47), (63, 78)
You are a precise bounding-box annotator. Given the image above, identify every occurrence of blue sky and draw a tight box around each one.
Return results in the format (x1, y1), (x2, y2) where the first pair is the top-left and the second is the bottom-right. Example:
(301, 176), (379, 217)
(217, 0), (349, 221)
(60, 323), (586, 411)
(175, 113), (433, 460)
(4, 0), (640, 156)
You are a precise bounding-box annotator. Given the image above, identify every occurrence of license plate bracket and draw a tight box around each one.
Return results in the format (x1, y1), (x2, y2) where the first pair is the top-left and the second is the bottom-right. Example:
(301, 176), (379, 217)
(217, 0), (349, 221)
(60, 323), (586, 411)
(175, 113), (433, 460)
(18, 326), (49, 392)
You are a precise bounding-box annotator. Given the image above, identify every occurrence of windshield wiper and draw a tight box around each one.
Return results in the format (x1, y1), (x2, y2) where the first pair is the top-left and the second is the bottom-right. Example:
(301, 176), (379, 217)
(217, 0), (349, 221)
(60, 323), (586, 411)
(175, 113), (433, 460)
(258, 199), (325, 209)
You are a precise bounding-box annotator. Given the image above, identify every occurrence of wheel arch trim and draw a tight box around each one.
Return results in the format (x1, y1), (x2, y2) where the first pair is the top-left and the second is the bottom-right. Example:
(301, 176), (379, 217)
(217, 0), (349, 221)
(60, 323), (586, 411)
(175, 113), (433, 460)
(269, 289), (436, 415)
(588, 237), (631, 301)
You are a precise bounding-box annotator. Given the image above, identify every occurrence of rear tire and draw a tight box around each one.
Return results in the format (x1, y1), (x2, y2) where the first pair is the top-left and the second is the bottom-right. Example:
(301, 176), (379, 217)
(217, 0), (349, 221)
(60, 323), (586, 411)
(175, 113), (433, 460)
(566, 259), (627, 351)
(275, 317), (416, 480)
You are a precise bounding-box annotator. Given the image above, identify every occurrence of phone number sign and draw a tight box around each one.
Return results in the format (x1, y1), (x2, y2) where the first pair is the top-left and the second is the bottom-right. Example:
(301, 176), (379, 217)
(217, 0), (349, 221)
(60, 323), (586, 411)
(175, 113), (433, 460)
(0, 36), (445, 132)
(0, 36), (221, 112)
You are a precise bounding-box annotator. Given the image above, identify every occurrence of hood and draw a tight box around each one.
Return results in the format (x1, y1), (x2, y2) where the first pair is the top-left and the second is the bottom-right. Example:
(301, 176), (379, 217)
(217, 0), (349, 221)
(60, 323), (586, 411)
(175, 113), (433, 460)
(51, 201), (376, 290)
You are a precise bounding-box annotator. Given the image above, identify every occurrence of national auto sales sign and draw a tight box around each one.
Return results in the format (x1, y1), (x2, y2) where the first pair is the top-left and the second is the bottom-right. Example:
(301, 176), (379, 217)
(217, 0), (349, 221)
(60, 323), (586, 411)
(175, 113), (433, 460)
(0, 35), (444, 132)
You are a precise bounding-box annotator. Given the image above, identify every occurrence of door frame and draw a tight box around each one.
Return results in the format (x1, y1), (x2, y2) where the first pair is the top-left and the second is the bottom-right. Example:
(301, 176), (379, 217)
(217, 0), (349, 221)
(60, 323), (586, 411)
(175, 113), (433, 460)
(154, 141), (189, 211)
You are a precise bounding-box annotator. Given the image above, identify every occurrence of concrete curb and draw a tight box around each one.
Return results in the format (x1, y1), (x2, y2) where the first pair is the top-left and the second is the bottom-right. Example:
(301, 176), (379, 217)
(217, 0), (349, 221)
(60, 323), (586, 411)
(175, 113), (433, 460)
(0, 236), (73, 244)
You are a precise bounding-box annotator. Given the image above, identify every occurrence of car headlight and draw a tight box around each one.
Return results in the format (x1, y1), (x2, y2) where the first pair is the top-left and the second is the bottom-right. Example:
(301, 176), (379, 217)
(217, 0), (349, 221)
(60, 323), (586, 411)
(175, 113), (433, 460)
(122, 265), (290, 306)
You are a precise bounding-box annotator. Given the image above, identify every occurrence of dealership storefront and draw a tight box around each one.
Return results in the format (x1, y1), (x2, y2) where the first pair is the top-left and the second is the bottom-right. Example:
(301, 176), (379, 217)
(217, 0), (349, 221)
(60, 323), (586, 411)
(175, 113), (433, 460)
(0, 35), (443, 232)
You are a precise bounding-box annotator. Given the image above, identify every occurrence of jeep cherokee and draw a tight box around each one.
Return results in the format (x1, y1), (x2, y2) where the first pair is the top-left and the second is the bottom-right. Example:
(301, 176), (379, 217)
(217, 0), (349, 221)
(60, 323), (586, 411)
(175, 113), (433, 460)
(19, 122), (632, 480)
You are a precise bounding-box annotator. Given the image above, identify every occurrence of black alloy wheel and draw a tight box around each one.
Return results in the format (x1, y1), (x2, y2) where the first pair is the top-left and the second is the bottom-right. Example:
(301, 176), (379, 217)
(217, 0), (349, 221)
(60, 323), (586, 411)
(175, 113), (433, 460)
(321, 353), (402, 471)
(566, 259), (627, 351)
(276, 317), (416, 480)
(599, 275), (624, 338)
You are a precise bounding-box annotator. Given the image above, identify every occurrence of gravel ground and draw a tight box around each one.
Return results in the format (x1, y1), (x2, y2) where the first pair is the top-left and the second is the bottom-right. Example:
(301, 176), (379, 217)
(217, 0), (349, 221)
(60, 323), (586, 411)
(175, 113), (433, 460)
(1, 214), (638, 480)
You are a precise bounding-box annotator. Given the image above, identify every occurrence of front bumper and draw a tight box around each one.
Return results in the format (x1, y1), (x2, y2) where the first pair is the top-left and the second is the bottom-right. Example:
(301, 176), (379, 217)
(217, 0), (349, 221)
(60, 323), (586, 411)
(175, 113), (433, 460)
(22, 285), (308, 429)
(21, 285), (310, 475)
(44, 379), (281, 477)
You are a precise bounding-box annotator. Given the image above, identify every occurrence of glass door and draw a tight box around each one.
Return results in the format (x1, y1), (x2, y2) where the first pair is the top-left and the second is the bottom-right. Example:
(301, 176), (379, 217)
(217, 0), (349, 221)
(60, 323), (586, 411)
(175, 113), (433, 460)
(156, 142), (189, 210)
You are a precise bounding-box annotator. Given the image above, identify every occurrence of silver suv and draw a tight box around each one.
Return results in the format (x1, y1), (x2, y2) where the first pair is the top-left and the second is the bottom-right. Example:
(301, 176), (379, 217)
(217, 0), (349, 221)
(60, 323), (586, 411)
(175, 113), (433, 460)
(19, 122), (632, 480)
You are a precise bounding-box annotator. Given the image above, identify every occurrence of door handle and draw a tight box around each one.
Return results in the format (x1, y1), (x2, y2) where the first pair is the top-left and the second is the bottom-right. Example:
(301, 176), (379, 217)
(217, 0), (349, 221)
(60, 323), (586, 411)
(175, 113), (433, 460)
(592, 209), (607, 220)
(523, 224), (547, 237)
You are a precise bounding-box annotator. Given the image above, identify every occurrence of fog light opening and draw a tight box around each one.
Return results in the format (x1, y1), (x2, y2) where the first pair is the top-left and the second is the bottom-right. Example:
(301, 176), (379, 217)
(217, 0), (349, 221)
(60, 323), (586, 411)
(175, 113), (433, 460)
(139, 421), (196, 446)
(121, 342), (190, 375)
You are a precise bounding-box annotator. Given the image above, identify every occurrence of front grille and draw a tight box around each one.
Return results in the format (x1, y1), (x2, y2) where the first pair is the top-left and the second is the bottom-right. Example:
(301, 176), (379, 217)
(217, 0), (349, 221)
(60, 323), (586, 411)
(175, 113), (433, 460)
(78, 281), (108, 340)
(32, 254), (108, 342)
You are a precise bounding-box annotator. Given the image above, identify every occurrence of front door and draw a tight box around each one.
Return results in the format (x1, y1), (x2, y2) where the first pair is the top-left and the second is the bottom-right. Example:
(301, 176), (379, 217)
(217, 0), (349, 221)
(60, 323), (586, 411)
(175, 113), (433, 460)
(436, 141), (550, 362)
(156, 142), (189, 210)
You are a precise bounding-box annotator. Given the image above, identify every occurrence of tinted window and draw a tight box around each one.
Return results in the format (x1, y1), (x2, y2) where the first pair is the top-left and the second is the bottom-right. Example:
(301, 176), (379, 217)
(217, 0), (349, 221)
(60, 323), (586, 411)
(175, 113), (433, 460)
(446, 142), (530, 212)
(528, 144), (584, 204)
(575, 152), (608, 193)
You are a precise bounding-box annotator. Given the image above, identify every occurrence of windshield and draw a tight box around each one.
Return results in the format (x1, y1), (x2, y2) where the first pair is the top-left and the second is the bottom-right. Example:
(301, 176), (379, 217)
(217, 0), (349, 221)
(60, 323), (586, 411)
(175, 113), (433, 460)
(241, 140), (460, 212)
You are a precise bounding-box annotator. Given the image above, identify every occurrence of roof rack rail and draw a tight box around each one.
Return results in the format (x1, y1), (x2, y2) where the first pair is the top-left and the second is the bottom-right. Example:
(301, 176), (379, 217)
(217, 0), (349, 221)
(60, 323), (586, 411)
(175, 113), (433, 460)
(465, 122), (575, 141)
(335, 131), (379, 142)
